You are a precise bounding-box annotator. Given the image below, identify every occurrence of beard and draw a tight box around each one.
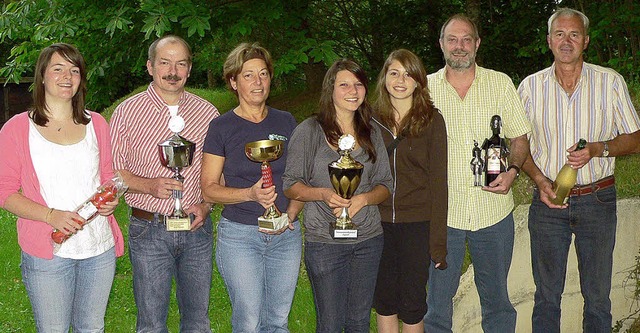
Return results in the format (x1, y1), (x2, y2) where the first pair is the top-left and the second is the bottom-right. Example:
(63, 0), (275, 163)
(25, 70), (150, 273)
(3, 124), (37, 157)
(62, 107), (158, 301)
(444, 49), (475, 70)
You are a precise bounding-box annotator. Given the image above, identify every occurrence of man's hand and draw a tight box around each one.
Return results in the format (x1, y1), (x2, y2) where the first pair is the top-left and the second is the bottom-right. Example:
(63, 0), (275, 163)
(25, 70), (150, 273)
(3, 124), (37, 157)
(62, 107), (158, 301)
(184, 202), (211, 231)
(567, 141), (593, 169)
(535, 177), (567, 209)
(148, 177), (183, 199)
(482, 168), (518, 194)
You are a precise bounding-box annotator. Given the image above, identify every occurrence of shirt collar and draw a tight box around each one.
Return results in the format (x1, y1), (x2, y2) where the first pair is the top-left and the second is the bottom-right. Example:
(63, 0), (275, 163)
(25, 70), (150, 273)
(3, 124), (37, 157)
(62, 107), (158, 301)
(545, 62), (589, 86)
(147, 83), (187, 114)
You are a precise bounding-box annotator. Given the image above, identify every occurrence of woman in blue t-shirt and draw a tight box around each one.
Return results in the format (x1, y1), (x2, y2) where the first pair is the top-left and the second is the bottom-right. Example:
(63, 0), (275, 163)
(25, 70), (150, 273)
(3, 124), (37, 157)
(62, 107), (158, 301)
(201, 43), (303, 332)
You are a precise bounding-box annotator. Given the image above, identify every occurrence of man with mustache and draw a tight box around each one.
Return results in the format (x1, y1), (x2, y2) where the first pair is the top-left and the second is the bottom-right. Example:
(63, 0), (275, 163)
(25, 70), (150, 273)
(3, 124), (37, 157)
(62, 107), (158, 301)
(110, 35), (219, 332)
(519, 8), (640, 333)
(423, 14), (531, 333)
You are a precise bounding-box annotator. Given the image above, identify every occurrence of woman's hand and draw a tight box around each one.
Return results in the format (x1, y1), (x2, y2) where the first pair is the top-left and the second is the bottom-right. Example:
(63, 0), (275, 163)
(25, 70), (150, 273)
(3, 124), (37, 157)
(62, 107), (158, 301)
(248, 178), (277, 208)
(48, 209), (86, 235)
(97, 199), (118, 217)
(321, 188), (351, 210)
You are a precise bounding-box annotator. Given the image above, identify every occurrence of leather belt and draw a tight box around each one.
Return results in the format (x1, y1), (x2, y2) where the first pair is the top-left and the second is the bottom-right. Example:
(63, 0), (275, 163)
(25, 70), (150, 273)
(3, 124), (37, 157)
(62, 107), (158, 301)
(569, 176), (615, 197)
(131, 207), (166, 222)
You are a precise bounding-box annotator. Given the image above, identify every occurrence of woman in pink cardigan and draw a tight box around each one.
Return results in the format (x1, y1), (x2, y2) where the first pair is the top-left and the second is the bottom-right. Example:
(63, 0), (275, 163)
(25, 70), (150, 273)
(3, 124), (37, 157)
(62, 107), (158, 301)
(0, 43), (124, 332)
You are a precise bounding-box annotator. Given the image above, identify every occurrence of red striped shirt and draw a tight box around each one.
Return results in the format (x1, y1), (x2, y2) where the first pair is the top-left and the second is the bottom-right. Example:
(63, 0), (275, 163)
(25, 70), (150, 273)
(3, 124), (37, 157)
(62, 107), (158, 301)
(110, 84), (219, 214)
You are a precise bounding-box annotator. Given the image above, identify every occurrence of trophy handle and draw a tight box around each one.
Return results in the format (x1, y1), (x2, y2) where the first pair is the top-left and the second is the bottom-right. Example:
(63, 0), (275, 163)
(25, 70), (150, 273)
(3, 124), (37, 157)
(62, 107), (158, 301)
(261, 161), (273, 188)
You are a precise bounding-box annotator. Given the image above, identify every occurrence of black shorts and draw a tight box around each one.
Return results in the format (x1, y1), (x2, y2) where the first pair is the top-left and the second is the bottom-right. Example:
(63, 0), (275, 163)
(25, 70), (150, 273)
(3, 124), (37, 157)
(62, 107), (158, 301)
(373, 221), (430, 324)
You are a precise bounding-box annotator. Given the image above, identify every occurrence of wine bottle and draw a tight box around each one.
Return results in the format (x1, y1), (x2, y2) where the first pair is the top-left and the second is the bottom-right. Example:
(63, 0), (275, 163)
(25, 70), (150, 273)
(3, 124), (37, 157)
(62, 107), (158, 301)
(51, 173), (128, 245)
(483, 115), (505, 186)
(550, 139), (587, 205)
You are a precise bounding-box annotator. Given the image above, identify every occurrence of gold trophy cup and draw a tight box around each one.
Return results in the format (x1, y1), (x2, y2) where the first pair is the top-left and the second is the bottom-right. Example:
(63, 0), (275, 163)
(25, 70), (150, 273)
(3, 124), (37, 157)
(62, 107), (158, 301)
(245, 140), (289, 231)
(328, 134), (363, 239)
(158, 133), (196, 231)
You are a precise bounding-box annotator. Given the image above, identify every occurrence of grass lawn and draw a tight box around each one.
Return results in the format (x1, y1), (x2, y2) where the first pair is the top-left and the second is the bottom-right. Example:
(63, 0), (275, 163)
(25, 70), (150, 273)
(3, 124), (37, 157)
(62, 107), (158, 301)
(1, 83), (638, 332)
(0, 86), (374, 332)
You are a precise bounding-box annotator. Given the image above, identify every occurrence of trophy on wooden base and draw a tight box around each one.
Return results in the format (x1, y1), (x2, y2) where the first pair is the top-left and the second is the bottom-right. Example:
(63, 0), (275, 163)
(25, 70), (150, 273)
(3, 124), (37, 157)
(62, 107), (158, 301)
(328, 134), (363, 239)
(245, 140), (289, 232)
(158, 114), (195, 231)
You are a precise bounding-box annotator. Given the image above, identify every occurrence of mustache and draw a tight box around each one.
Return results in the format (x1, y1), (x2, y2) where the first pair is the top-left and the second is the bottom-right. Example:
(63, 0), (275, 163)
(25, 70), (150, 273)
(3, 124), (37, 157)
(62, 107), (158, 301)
(162, 74), (182, 81)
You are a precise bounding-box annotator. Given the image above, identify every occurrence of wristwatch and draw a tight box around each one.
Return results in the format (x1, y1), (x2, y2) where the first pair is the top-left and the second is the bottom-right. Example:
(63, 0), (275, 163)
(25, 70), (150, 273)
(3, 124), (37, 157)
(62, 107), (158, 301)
(602, 141), (610, 157)
(507, 165), (520, 178)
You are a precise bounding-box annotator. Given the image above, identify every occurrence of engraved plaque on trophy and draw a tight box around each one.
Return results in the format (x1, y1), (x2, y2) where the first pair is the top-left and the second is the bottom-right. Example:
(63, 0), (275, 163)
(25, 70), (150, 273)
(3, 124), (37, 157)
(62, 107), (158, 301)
(328, 134), (363, 239)
(245, 140), (289, 232)
(158, 114), (195, 231)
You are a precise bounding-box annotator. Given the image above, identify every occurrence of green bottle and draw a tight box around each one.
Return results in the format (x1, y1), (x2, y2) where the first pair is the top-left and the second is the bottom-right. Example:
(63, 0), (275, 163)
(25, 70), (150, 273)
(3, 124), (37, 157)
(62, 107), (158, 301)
(550, 139), (587, 205)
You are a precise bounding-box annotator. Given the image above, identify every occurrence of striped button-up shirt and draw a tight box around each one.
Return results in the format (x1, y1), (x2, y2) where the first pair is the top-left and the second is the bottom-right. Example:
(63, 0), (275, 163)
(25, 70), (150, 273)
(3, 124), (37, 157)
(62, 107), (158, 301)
(428, 65), (531, 231)
(110, 83), (219, 215)
(518, 62), (640, 184)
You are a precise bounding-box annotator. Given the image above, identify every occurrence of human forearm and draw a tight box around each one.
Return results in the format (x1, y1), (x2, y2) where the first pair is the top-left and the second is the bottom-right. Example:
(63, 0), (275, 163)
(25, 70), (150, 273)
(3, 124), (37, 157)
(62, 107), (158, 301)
(116, 169), (182, 199)
(507, 134), (529, 169)
(283, 182), (334, 203)
(358, 184), (390, 206)
(521, 153), (548, 186)
(595, 130), (640, 157)
(3, 193), (52, 223)
(3, 193), (85, 233)
(285, 199), (304, 222)
(201, 182), (255, 205)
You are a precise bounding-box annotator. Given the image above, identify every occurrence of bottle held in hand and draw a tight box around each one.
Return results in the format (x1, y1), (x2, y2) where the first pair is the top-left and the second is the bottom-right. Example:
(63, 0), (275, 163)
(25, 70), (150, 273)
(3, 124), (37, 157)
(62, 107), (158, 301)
(51, 173), (127, 244)
(550, 139), (587, 205)
(482, 115), (509, 186)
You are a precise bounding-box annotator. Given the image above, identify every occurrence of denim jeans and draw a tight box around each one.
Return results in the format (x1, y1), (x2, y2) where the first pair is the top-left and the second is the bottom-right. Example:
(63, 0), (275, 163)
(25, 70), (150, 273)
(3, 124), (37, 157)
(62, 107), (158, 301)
(304, 235), (384, 333)
(215, 216), (302, 332)
(529, 186), (616, 333)
(21, 247), (116, 333)
(129, 214), (213, 333)
(424, 214), (516, 333)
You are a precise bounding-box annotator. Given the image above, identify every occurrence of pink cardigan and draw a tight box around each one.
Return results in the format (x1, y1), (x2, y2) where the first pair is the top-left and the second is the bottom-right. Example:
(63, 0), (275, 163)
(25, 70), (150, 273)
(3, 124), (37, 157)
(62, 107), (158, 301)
(0, 112), (124, 259)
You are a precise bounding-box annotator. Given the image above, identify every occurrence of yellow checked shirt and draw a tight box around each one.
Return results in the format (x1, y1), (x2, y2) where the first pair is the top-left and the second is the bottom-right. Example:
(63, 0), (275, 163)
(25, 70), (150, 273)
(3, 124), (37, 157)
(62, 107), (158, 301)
(428, 65), (531, 231)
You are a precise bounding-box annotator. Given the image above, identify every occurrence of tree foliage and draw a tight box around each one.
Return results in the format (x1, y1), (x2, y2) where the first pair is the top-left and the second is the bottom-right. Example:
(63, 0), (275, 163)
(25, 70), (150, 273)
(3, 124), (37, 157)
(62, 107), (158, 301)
(1, 0), (638, 110)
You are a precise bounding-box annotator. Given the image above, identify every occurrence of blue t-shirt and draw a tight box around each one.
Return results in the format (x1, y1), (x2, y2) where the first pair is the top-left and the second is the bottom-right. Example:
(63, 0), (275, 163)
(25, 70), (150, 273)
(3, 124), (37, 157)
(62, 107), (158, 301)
(203, 107), (297, 225)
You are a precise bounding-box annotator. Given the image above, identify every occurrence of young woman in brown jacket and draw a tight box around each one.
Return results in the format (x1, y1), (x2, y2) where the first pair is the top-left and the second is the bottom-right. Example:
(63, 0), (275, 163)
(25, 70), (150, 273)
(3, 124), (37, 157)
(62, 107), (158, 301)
(372, 49), (448, 333)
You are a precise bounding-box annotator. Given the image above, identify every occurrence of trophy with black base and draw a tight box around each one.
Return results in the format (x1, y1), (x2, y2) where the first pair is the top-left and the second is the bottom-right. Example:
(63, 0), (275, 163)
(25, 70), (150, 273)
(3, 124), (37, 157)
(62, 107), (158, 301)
(328, 134), (363, 239)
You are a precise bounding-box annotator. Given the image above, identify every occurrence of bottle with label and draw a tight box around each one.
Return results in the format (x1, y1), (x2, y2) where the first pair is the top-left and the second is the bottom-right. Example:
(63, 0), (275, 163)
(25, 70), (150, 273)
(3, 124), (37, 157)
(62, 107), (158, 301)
(51, 173), (128, 245)
(550, 139), (587, 205)
(482, 115), (506, 186)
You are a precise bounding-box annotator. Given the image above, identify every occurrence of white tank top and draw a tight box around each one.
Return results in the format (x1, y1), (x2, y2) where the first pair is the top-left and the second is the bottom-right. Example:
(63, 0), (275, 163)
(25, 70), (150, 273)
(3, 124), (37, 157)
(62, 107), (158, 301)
(29, 119), (115, 259)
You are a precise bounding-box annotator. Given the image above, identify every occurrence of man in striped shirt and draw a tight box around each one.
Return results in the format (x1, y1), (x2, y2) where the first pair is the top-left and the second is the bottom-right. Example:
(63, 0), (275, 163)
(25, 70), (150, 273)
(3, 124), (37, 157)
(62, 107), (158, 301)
(423, 14), (531, 333)
(519, 8), (640, 333)
(110, 35), (219, 332)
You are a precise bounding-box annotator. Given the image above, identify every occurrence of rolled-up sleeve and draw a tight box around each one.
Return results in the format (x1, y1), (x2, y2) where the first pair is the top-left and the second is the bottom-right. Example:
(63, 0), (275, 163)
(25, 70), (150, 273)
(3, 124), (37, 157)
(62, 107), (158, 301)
(0, 117), (24, 206)
(283, 119), (313, 191)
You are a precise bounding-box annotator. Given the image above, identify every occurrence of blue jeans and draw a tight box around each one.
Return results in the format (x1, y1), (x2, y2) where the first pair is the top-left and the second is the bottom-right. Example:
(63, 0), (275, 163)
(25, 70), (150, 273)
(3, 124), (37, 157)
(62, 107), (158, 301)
(21, 247), (116, 333)
(129, 214), (213, 333)
(215, 216), (302, 332)
(424, 214), (516, 333)
(304, 235), (384, 333)
(529, 186), (616, 333)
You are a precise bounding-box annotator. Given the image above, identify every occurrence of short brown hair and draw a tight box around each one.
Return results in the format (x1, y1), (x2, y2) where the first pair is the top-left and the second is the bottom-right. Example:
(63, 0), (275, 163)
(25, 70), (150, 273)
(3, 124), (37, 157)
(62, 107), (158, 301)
(223, 43), (274, 95)
(31, 43), (89, 126)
